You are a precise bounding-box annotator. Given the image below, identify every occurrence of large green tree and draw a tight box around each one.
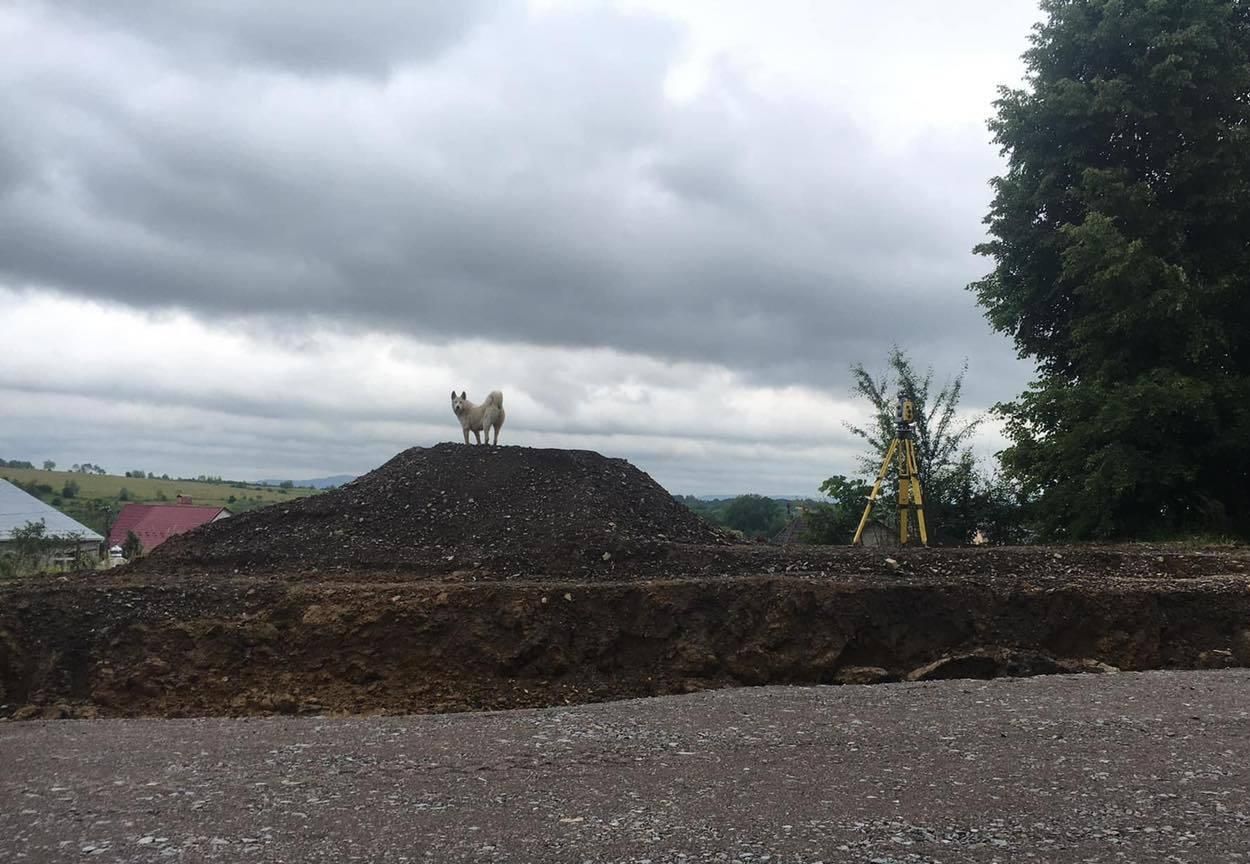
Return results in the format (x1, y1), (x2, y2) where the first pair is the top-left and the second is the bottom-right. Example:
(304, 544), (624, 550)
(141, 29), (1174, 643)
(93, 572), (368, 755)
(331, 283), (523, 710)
(973, 0), (1250, 538)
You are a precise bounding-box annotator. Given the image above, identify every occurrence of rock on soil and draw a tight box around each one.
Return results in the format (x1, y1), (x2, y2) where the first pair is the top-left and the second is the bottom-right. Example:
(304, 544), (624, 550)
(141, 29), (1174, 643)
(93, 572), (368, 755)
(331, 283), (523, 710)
(140, 444), (735, 577)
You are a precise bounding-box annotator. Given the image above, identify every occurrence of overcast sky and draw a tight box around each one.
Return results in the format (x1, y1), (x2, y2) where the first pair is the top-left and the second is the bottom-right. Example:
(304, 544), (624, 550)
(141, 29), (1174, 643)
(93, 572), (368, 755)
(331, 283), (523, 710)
(0, 0), (1042, 495)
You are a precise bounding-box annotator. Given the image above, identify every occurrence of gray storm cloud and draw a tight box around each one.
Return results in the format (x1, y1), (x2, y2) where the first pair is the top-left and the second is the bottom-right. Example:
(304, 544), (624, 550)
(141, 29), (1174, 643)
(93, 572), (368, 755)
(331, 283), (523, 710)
(1, 1), (1033, 411)
(57, 0), (494, 77)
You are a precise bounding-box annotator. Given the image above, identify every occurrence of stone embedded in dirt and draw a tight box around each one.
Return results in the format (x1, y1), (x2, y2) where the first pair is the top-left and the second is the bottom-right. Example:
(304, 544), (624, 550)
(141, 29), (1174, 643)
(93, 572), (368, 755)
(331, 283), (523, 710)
(1059, 659), (1120, 674)
(834, 666), (894, 685)
(905, 649), (1062, 682)
(12, 705), (39, 721)
(1198, 649), (1235, 668)
(140, 444), (735, 577)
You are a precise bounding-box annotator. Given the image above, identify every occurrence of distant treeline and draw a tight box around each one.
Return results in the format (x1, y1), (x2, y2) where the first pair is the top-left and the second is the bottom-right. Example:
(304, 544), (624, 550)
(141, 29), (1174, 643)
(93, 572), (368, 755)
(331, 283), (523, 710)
(675, 494), (809, 541)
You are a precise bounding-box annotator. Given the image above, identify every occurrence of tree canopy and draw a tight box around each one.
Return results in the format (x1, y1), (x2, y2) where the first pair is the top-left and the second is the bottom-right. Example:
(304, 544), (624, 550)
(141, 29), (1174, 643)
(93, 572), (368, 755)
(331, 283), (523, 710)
(972, 0), (1250, 538)
(721, 494), (787, 539)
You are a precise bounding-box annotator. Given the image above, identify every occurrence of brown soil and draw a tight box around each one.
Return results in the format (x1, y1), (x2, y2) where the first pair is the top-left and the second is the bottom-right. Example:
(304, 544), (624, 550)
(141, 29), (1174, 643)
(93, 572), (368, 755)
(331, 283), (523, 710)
(3, 445), (1250, 720)
(139, 444), (736, 579)
(5, 548), (1250, 720)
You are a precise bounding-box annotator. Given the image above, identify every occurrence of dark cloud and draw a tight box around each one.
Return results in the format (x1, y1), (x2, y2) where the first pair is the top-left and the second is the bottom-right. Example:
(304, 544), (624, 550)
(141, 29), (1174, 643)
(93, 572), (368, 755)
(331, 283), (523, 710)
(58, 0), (497, 77)
(0, 1), (1033, 407)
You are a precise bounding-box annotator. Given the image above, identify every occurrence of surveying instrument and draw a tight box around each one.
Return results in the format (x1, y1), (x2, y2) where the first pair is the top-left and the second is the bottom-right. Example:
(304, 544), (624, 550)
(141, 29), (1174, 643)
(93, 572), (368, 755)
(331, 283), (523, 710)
(852, 394), (929, 546)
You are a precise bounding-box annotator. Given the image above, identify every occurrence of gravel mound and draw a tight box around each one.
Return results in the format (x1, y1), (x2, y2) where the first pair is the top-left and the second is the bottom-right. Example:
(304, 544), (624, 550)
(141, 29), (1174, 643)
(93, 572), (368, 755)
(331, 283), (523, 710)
(143, 444), (733, 575)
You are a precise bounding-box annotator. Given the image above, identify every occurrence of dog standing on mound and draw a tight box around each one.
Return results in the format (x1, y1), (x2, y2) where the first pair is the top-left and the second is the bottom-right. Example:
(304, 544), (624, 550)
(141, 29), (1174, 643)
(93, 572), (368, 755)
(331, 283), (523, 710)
(451, 390), (506, 445)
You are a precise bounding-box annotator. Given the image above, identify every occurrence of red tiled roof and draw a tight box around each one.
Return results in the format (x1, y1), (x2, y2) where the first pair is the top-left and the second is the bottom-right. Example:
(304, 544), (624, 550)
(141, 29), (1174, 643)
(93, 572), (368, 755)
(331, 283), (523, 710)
(107, 503), (229, 551)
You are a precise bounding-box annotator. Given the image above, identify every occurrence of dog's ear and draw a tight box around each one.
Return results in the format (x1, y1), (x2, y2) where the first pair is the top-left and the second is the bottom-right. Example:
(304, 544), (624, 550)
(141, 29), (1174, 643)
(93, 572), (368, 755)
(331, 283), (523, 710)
(460, 391), (466, 399)
(450, 390), (456, 398)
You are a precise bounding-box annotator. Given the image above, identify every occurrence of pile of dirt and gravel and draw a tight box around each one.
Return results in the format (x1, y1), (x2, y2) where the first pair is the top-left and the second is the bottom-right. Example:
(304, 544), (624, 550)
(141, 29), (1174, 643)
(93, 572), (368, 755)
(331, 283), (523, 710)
(141, 444), (735, 577)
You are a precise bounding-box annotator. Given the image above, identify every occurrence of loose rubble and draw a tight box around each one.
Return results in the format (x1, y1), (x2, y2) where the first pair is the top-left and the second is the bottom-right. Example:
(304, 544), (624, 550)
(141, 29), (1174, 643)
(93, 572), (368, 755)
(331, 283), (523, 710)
(140, 444), (736, 577)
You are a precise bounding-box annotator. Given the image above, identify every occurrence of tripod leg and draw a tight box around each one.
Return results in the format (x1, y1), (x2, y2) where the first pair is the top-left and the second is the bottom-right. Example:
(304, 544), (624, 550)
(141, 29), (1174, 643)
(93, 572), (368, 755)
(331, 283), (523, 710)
(906, 441), (929, 546)
(853, 439), (898, 545)
(898, 439), (911, 545)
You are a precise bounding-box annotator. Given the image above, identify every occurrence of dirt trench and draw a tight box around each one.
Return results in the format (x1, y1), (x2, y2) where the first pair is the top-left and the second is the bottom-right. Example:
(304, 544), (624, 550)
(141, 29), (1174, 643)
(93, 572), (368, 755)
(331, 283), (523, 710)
(3, 571), (1249, 719)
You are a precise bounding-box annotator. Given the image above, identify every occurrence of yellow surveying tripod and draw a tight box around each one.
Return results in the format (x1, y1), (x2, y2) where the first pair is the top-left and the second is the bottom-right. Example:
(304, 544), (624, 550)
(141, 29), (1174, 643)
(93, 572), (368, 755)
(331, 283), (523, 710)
(852, 395), (929, 546)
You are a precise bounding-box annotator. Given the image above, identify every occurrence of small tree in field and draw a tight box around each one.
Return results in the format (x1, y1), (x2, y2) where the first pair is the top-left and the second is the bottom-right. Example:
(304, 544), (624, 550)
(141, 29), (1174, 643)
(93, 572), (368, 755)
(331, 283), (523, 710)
(838, 348), (984, 542)
(845, 348), (982, 487)
(3, 520), (57, 575)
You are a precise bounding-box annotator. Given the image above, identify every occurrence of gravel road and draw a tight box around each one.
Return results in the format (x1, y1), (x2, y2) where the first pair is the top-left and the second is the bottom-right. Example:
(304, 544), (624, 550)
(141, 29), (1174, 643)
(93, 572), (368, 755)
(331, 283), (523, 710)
(3, 670), (1248, 863)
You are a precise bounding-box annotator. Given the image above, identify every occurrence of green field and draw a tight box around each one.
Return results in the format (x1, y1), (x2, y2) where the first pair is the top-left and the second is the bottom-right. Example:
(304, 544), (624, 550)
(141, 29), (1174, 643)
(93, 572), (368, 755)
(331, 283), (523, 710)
(1, 467), (319, 537)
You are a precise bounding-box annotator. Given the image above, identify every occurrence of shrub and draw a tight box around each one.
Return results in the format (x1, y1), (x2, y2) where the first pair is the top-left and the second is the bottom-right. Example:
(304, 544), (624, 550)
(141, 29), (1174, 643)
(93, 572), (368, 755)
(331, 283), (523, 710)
(121, 531), (143, 560)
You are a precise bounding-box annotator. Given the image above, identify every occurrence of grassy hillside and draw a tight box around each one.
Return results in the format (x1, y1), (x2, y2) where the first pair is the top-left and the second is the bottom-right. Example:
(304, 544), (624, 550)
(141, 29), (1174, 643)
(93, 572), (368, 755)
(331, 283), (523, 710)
(1, 467), (319, 537)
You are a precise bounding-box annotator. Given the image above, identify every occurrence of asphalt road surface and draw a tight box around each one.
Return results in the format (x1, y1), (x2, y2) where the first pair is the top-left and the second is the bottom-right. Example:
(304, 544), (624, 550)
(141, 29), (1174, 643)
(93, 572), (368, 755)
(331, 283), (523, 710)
(3, 670), (1248, 863)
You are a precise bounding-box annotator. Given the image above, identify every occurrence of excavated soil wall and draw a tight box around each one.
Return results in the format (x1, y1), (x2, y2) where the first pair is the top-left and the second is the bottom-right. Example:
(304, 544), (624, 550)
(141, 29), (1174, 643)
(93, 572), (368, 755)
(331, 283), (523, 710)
(4, 572), (1249, 719)
(9, 450), (1250, 721)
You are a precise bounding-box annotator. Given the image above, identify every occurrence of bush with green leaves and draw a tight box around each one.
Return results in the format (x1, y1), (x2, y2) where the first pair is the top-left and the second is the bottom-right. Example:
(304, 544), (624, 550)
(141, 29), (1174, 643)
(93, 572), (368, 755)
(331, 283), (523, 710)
(0, 520), (57, 577)
(121, 530), (143, 560)
(802, 475), (873, 545)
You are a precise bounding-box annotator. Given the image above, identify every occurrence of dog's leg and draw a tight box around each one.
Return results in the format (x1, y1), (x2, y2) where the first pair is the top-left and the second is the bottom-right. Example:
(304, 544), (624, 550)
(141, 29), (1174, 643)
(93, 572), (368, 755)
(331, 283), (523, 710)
(473, 429), (482, 444)
(463, 428), (470, 445)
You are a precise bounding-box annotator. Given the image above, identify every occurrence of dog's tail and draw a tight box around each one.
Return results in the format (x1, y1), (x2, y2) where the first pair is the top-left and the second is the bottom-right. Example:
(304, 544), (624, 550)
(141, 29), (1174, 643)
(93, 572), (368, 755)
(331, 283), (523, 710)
(486, 390), (503, 408)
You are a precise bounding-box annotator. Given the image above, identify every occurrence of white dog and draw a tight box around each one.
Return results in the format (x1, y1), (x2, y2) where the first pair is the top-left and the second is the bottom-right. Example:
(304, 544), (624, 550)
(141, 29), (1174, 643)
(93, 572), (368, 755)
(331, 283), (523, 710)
(451, 390), (506, 445)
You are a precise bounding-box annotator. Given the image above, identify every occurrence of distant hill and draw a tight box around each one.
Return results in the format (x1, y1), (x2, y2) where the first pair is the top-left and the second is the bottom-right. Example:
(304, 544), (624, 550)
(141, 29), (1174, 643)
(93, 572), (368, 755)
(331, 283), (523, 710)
(259, 474), (356, 489)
